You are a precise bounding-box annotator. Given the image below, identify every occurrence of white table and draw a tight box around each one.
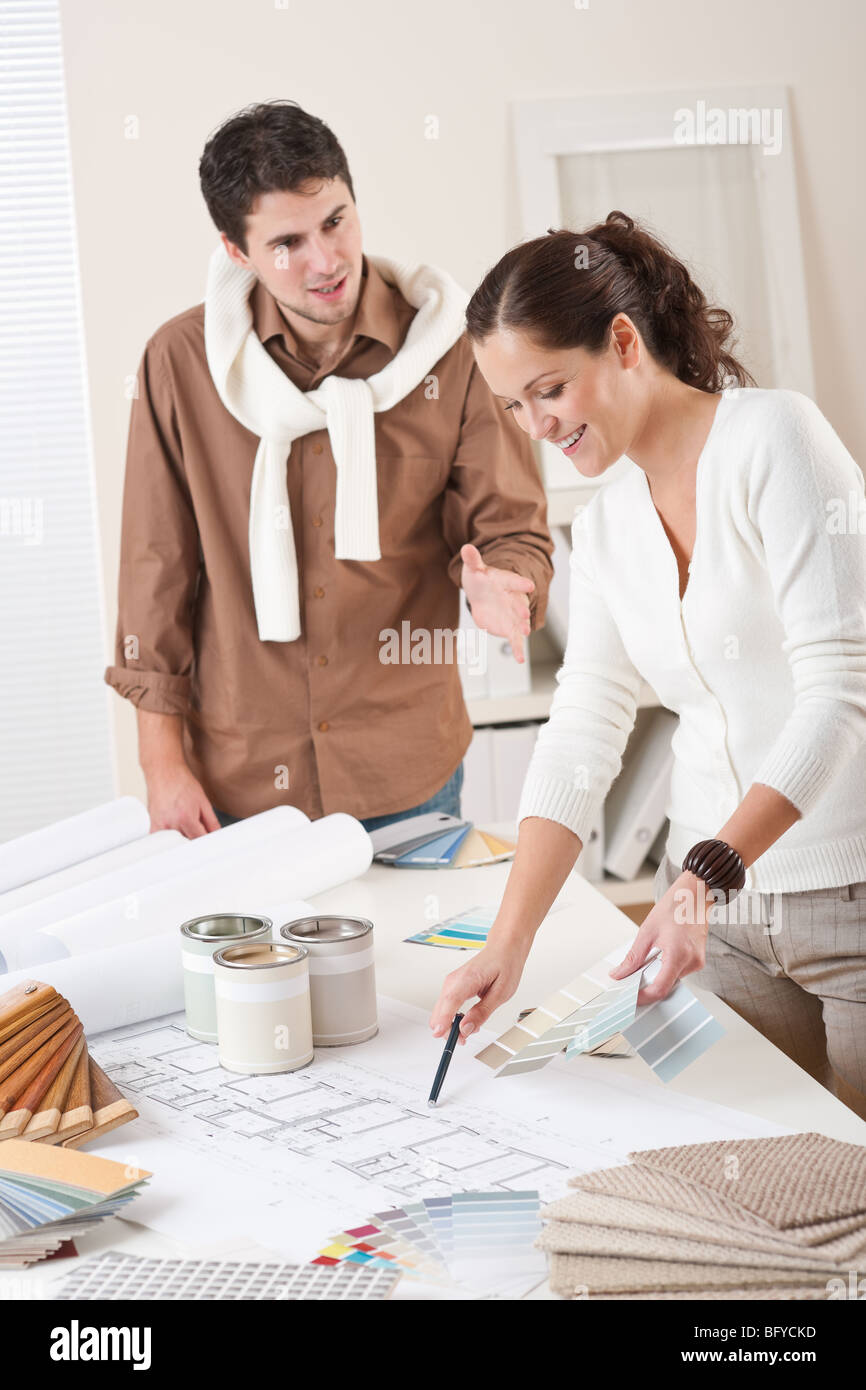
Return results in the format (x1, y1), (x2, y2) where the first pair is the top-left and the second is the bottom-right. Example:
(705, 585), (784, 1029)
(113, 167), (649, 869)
(12, 849), (866, 1301)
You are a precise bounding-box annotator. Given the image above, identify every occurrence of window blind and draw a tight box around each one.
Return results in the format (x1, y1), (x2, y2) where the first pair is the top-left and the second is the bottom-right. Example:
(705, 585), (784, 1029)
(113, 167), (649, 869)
(0, 0), (115, 843)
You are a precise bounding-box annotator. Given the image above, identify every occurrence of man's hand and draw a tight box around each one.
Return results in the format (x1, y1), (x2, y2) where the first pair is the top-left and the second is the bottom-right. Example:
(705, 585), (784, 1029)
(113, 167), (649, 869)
(460, 543), (534, 662)
(145, 762), (221, 838)
(607, 870), (710, 1005)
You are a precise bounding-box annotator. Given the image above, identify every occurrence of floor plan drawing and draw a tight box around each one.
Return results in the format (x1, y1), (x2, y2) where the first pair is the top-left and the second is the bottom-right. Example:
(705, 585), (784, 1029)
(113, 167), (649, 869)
(85, 998), (782, 1261)
(92, 1017), (574, 1207)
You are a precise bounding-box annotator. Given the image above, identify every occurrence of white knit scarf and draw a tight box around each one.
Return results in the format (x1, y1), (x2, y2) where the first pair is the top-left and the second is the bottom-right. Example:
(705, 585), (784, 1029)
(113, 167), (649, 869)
(203, 244), (469, 641)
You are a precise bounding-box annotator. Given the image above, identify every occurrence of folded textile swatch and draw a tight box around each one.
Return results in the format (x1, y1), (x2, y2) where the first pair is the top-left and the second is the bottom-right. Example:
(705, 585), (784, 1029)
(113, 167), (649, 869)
(536, 1219), (845, 1274)
(540, 1133), (866, 1300)
(588, 1285), (834, 1301)
(629, 1132), (866, 1230)
(546, 1251), (833, 1297)
(546, 1187), (866, 1265)
(569, 1161), (866, 1246)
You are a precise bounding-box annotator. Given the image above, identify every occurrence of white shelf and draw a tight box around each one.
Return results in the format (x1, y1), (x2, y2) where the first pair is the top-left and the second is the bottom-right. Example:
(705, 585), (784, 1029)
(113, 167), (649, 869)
(467, 661), (658, 728)
(545, 484), (601, 526)
(593, 872), (657, 907)
(479, 823), (657, 908)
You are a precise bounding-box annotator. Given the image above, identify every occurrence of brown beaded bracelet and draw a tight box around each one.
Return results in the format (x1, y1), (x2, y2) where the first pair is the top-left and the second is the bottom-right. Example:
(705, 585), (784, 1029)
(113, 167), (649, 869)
(681, 838), (746, 902)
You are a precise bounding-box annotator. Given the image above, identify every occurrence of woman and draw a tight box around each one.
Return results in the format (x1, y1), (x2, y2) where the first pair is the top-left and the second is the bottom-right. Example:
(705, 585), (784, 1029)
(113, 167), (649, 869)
(430, 211), (866, 1119)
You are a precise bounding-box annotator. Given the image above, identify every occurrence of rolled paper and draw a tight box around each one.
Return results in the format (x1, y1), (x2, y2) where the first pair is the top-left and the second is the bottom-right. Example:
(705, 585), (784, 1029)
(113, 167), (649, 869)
(10, 813), (372, 972)
(0, 804), (310, 968)
(0, 934), (185, 1037)
(0, 830), (184, 917)
(0, 797), (151, 895)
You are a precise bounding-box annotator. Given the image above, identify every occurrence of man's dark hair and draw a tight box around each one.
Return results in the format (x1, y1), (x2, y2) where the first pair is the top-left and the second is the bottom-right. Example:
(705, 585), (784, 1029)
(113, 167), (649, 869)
(199, 100), (355, 254)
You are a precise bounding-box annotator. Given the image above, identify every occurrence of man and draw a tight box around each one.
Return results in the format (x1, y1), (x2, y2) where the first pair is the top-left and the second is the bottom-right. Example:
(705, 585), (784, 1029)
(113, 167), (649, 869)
(105, 100), (553, 836)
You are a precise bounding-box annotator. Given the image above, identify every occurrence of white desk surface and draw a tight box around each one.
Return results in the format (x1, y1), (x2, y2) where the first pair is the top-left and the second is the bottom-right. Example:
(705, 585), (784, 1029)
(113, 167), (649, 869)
(13, 846), (866, 1302)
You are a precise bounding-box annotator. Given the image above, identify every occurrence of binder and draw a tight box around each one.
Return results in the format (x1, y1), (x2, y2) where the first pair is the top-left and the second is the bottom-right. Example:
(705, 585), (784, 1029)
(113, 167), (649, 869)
(544, 524), (573, 653)
(575, 817), (605, 882)
(603, 708), (678, 880)
(491, 723), (539, 821)
(486, 634), (532, 699)
(462, 728), (497, 823)
(457, 592), (489, 702)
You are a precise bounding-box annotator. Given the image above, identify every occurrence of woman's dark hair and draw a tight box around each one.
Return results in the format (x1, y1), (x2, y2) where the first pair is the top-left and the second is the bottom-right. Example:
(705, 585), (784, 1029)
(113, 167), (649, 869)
(199, 100), (355, 254)
(466, 211), (755, 392)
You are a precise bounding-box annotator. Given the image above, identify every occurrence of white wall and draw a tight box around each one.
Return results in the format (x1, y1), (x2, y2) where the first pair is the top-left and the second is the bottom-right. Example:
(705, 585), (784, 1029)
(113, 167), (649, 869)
(57, 0), (866, 797)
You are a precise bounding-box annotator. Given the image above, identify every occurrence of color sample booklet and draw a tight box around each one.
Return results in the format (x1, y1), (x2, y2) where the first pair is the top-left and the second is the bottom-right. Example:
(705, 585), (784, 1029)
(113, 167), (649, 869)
(405, 904), (499, 949)
(372, 817), (515, 869)
(0, 1139), (150, 1267)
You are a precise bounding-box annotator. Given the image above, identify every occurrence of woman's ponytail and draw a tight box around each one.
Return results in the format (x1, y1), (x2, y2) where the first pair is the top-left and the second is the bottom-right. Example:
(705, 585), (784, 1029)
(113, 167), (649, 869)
(466, 209), (755, 392)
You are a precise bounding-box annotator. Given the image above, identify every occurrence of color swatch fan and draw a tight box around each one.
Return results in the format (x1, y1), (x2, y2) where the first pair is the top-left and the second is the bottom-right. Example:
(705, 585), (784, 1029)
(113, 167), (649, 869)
(0, 980), (138, 1146)
(405, 903), (498, 950)
(314, 1190), (547, 1297)
(371, 817), (515, 869)
(476, 946), (723, 1084)
(0, 1139), (150, 1268)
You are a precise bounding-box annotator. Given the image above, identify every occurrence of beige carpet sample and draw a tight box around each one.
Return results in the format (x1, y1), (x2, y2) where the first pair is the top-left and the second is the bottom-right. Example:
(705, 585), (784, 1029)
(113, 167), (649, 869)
(628, 1132), (866, 1229)
(540, 1133), (866, 1300)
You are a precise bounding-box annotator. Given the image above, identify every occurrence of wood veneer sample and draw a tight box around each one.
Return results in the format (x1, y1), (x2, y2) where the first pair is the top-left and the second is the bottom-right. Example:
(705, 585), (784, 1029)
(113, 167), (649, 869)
(0, 999), (72, 1082)
(62, 1058), (137, 1147)
(42, 1041), (94, 1145)
(0, 1021), (84, 1137)
(23, 1033), (87, 1142)
(0, 1013), (80, 1125)
(0, 981), (60, 1044)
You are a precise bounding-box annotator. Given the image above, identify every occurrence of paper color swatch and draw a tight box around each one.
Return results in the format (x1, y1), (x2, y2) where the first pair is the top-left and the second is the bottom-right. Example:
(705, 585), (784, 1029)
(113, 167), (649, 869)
(405, 904), (498, 950)
(476, 947), (723, 1083)
(314, 1190), (546, 1297)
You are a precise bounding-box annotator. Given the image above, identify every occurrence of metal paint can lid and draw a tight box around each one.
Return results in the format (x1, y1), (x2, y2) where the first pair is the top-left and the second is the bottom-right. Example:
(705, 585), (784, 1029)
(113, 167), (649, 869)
(279, 915), (373, 945)
(213, 941), (308, 970)
(181, 913), (272, 943)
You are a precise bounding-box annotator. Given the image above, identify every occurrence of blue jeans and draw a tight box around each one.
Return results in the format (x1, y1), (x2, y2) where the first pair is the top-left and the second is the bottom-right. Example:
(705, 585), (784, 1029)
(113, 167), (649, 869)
(212, 762), (464, 832)
(359, 762), (464, 833)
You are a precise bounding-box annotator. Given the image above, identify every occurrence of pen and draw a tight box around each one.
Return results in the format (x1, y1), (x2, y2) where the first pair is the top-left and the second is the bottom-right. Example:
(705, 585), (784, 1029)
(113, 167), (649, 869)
(428, 1012), (464, 1107)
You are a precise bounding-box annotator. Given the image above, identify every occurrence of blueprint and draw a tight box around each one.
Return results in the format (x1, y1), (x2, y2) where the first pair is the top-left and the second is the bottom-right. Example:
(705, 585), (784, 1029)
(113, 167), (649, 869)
(85, 997), (785, 1262)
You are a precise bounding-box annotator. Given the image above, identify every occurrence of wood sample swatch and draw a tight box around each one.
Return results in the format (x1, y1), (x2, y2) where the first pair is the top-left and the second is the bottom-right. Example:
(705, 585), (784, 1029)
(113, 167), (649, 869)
(0, 980), (137, 1150)
(62, 1059), (138, 1147)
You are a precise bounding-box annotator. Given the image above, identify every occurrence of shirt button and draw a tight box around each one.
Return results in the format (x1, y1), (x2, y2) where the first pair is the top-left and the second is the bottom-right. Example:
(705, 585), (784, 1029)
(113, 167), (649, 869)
(312, 442), (323, 455)
(313, 586), (325, 598)
(318, 720), (330, 732)
(317, 655), (328, 666)
(312, 515), (323, 527)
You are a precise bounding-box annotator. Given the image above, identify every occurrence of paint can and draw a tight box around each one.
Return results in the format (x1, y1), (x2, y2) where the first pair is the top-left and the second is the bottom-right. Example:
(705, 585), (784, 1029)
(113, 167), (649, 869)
(279, 915), (377, 1046)
(212, 940), (313, 1074)
(180, 913), (272, 1042)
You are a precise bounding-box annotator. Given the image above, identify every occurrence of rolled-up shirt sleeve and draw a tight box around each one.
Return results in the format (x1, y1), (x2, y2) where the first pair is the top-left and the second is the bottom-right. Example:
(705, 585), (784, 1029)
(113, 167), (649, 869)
(517, 507), (643, 845)
(442, 357), (554, 628)
(748, 391), (866, 814)
(104, 336), (200, 716)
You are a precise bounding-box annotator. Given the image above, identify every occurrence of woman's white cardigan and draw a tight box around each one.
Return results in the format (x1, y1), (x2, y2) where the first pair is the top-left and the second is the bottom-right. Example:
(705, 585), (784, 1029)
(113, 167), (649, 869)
(517, 387), (866, 892)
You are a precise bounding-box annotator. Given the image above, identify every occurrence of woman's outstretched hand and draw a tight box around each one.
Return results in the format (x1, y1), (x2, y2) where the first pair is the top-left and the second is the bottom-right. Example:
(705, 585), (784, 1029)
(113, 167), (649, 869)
(608, 870), (710, 1005)
(429, 942), (529, 1043)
